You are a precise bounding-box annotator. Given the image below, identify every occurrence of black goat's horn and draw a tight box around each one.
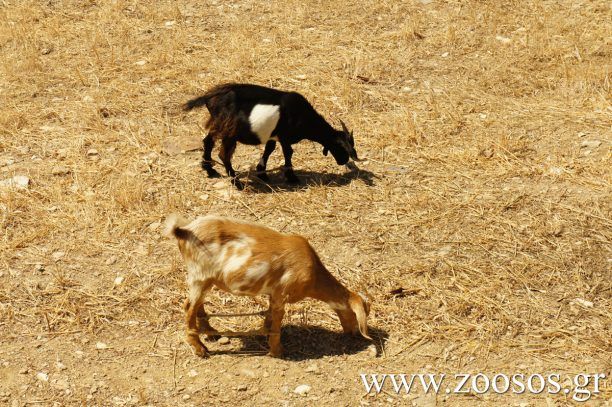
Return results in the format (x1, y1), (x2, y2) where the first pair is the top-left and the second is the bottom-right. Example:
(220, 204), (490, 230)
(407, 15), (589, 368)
(339, 119), (350, 135)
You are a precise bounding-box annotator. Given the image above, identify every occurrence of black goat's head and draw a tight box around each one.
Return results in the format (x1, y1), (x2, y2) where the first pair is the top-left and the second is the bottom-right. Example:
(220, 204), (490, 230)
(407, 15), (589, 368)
(323, 120), (361, 165)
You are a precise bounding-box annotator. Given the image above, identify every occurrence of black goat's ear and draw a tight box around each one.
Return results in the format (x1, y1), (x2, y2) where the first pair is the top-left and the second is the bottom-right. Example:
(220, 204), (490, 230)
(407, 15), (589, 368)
(323, 147), (329, 156)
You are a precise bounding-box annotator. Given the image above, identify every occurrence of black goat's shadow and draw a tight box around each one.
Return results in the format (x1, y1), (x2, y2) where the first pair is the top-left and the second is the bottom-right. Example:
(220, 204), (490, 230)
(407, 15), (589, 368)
(238, 168), (378, 193)
(212, 325), (388, 361)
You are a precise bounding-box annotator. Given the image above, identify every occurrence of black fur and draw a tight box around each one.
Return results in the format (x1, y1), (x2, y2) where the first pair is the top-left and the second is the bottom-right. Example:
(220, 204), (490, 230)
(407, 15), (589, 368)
(184, 83), (359, 189)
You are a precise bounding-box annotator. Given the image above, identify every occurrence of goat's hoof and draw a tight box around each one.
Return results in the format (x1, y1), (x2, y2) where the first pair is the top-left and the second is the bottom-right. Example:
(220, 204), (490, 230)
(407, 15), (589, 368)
(204, 333), (221, 342)
(267, 349), (284, 358)
(205, 170), (221, 178)
(232, 179), (245, 190)
(188, 339), (209, 358)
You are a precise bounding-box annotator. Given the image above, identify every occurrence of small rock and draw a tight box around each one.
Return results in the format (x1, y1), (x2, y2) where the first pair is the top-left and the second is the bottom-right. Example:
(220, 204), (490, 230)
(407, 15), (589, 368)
(114, 276), (124, 286)
(148, 221), (161, 231)
(580, 140), (601, 149)
(86, 149), (98, 157)
(1, 158), (15, 167)
(480, 146), (494, 158)
(294, 384), (311, 396)
(105, 256), (117, 266)
(199, 194), (209, 201)
(161, 136), (202, 156)
(237, 384), (248, 391)
(51, 251), (65, 262)
(495, 35), (512, 44)
(437, 245), (452, 256)
(413, 394), (436, 407)
(441, 52), (449, 58)
(36, 372), (49, 382)
(19, 368), (29, 374)
(213, 181), (226, 190)
(295, 74), (307, 80)
(55, 362), (66, 371)
(35, 264), (45, 272)
(187, 369), (198, 378)
(52, 378), (70, 391)
(305, 364), (319, 374)
(573, 298), (593, 308)
(217, 336), (230, 345)
(182, 394), (191, 400)
(240, 368), (256, 378)
(82, 95), (94, 103)
(135, 60), (147, 66)
(52, 166), (71, 176)
(95, 342), (108, 350)
(165, 20), (176, 27)
(367, 344), (378, 357)
(0, 175), (30, 190)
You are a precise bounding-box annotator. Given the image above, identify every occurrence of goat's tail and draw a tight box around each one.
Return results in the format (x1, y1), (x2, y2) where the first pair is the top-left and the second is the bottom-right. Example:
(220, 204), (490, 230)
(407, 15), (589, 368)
(183, 95), (211, 111)
(163, 213), (191, 240)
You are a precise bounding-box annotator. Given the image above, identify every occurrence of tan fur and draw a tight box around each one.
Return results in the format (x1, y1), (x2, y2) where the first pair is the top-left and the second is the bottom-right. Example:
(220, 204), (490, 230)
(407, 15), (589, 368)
(166, 214), (372, 358)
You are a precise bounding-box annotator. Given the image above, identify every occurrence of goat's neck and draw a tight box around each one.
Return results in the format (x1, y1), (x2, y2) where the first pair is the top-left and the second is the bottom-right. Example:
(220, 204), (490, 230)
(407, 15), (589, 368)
(310, 266), (351, 309)
(306, 115), (336, 144)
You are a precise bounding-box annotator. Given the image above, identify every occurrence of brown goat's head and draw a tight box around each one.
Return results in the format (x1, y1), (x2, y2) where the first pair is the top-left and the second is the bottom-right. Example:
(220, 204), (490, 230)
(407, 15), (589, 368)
(336, 291), (372, 340)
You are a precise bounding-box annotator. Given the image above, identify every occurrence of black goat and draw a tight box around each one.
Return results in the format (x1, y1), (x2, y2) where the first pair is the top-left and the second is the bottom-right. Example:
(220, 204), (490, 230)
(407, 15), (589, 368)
(183, 83), (360, 189)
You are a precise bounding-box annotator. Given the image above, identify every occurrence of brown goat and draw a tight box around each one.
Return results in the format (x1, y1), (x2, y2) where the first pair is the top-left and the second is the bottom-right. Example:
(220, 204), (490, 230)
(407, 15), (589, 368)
(164, 214), (371, 358)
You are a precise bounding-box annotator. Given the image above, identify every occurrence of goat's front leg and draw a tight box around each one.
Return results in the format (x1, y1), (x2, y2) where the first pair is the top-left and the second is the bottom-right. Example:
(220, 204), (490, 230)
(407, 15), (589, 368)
(256, 140), (277, 182)
(201, 133), (221, 178)
(267, 297), (285, 358)
(184, 280), (213, 357)
(218, 138), (243, 190)
(280, 142), (299, 184)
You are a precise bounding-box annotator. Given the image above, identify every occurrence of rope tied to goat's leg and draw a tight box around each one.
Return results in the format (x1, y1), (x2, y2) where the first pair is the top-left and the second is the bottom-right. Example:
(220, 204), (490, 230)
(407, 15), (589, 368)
(206, 310), (267, 318)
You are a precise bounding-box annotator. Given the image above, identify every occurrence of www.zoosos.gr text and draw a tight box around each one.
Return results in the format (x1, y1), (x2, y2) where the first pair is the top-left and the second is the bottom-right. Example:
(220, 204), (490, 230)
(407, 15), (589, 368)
(360, 373), (606, 402)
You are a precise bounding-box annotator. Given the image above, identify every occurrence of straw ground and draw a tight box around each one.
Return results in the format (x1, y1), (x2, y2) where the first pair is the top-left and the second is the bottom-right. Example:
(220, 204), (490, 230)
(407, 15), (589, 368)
(0, 0), (610, 405)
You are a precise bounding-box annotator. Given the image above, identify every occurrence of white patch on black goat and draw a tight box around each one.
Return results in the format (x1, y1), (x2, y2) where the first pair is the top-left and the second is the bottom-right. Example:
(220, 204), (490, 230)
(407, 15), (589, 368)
(249, 104), (280, 144)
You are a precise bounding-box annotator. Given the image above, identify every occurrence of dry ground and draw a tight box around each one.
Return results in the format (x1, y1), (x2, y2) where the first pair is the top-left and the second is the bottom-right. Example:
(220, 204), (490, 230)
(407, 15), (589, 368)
(0, 0), (611, 406)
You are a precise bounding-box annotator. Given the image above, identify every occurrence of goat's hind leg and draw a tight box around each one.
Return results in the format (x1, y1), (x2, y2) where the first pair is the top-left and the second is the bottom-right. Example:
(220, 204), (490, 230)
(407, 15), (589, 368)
(184, 280), (213, 357)
(201, 133), (221, 178)
(197, 305), (220, 341)
(219, 138), (244, 190)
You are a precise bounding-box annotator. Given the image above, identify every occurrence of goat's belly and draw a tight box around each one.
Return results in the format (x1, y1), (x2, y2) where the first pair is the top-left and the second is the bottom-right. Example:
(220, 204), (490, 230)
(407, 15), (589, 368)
(214, 278), (272, 297)
(237, 132), (262, 145)
(218, 261), (274, 296)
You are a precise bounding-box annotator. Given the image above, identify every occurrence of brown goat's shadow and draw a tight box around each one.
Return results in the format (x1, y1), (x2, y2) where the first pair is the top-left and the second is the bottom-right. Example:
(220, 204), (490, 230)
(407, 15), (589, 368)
(240, 168), (378, 193)
(213, 325), (388, 360)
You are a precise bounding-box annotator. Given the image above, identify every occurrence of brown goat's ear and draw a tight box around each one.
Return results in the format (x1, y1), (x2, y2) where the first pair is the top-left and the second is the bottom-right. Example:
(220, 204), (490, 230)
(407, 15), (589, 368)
(350, 293), (372, 340)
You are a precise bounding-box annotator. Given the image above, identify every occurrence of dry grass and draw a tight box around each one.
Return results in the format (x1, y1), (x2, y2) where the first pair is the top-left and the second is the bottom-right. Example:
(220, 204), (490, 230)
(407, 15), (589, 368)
(0, 0), (610, 405)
